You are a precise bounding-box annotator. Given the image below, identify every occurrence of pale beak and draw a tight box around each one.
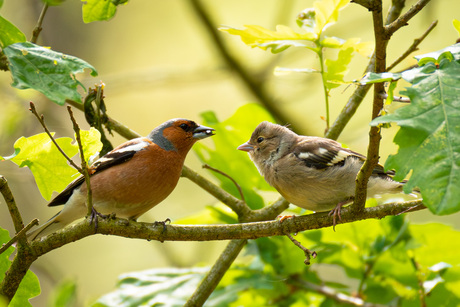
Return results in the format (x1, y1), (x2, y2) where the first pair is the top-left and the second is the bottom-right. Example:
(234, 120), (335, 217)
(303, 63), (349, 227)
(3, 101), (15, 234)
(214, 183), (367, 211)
(193, 125), (215, 139)
(237, 142), (255, 152)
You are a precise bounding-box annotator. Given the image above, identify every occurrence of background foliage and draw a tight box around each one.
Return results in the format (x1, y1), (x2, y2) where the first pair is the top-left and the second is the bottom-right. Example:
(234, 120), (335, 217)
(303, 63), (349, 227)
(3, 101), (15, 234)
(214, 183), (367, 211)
(1, 0), (460, 306)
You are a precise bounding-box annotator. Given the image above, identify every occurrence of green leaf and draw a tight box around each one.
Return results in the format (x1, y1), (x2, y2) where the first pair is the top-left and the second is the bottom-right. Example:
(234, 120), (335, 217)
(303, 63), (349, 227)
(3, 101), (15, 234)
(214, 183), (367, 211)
(314, 0), (350, 35)
(81, 0), (118, 23)
(4, 128), (102, 200)
(3, 42), (97, 105)
(219, 25), (317, 53)
(415, 43), (460, 63)
(7, 133), (80, 200)
(48, 280), (77, 307)
(194, 104), (276, 210)
(0, 228), (40, 306)
(325, 46), (354, 90)
(95, 267), (208, 306)
(320, 36), (344, 48)
(454, 19), (460, 37)
(0, 16), (26, 48)
(371, 60), (460, 215)
(79, 128), (103, 163)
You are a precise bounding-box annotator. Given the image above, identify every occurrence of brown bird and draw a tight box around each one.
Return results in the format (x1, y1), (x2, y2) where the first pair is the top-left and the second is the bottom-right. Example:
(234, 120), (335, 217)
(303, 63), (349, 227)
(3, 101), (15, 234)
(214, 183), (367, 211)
(238, 121), (415, 226)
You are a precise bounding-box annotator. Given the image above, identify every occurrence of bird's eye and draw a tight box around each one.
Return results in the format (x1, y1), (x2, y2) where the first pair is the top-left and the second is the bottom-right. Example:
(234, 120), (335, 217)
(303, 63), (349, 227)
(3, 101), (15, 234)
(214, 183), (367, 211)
(257, 137), (264, 143)
(179, 123), (189, 131)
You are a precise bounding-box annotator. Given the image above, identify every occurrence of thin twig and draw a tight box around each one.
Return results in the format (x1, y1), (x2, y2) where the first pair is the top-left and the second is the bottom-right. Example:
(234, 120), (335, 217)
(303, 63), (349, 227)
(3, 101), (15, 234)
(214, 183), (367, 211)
(327, 0), (408, 141)
(202, 164), (245, 202)
(182, 165), (251, 218)
(387, 20), (438, 71)
(285, 233), (316, 265)
(0, 219), (39, 255)
(66, 99), (141, 140)
(293, 277), (388, 307)
(29, 102), (82, 172)
(31, 3), (49, 44)
(384, 0), (433, 39)
(67, 106), (93, 216)
(410, 257), (427, 307)
(379, 92), (411, 103)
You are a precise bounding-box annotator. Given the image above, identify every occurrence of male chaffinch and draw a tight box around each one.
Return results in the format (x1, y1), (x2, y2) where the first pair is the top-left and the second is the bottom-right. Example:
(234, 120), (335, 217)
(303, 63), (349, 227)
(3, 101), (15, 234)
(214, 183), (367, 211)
(238, 121), (415, 226)
(27, 118), (215, 240)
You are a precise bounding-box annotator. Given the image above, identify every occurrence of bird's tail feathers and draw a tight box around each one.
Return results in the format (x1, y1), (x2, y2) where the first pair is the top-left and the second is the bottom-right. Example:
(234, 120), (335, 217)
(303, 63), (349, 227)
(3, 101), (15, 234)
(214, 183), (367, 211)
(27, 211), (68, 241)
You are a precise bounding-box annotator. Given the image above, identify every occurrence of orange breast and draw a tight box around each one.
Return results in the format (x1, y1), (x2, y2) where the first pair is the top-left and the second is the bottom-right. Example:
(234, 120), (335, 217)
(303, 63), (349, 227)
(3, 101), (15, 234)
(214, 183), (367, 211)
(80, 144), (186, 218)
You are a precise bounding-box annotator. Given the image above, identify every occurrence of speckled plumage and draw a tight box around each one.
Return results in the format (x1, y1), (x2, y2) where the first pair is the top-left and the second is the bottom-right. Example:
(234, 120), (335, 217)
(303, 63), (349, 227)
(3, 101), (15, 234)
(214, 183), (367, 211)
(238, 121), (407, 212)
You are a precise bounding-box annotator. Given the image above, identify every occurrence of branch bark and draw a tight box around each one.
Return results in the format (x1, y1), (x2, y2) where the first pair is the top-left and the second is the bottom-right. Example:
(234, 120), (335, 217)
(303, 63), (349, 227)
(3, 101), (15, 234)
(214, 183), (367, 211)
(28, 200), (425, 255)
(353, 1), (386, 212)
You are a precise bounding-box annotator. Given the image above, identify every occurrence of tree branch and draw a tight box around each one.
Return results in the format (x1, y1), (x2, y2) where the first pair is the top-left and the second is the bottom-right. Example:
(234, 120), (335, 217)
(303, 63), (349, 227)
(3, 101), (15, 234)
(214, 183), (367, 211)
(387, 20), (437, 71)
(353, 1), (386, 212)
(0, 176), (25, 235)
(185, 239), (247, 307)
(326, 0), (408, 140)
(28, 200), (425, 255)
(384, 0), (432, 38)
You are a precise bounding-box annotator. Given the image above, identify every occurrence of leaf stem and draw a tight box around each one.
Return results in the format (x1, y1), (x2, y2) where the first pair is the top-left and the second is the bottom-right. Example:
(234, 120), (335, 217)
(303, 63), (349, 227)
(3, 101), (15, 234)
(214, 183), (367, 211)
(317, 45), (331, 132)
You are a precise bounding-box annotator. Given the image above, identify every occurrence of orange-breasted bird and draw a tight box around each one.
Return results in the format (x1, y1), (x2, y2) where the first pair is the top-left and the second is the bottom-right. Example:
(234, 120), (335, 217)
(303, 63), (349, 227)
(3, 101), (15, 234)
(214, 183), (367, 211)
(28, 118), (215, 240)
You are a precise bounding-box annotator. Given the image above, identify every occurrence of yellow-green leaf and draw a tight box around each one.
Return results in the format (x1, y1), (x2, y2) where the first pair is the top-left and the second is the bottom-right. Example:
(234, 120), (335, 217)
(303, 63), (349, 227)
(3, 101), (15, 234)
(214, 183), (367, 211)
(219, 25), (316, 53)
(9, 133), (80, 201)
(314, 0), (350, 35)
(82, 0), (117, 23)
(4, 129), (102, 200)
(453, 19), (460, 36)
(0, 15), (26, 48)
(79, 127), (103, 163)
(343, 38), (373, 57)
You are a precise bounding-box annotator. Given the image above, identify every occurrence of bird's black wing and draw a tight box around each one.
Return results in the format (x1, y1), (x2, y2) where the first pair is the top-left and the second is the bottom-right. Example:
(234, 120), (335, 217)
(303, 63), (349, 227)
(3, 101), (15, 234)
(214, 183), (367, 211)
(48, 138), (149, 207)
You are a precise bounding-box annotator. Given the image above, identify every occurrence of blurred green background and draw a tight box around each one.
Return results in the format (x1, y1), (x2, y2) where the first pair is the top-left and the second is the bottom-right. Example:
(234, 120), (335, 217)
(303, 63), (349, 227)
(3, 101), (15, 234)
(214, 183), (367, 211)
(1, 0), (460, 305)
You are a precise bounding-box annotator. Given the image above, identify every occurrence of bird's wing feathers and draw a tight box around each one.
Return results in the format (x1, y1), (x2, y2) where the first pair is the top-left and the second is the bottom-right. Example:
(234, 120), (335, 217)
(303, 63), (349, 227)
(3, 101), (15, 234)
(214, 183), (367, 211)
(293, 137), (364, 169)
(48, 138), (151, 207)
(293, 137), (394, 176)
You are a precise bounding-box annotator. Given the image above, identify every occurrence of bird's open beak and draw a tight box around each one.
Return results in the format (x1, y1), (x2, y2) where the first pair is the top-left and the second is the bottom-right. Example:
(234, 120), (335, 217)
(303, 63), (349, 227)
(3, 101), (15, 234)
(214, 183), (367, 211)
(237, 142), (255, 152)
(193, 125), (215, 139)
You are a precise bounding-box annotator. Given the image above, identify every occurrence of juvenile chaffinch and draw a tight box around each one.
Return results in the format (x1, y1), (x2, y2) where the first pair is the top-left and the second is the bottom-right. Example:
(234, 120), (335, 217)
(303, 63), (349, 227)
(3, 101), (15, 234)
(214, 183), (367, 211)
(238, 121), (413, 225)
(28, 118), (215, 240)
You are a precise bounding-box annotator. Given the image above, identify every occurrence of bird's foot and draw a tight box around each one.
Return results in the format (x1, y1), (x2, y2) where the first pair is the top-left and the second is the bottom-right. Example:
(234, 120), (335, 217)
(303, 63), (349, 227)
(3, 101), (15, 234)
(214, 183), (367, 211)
(89, 207), (112, 232)
(153, 218), (171, 233)
(328, 199), (352, 231)
(277, 215), (295, 223)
